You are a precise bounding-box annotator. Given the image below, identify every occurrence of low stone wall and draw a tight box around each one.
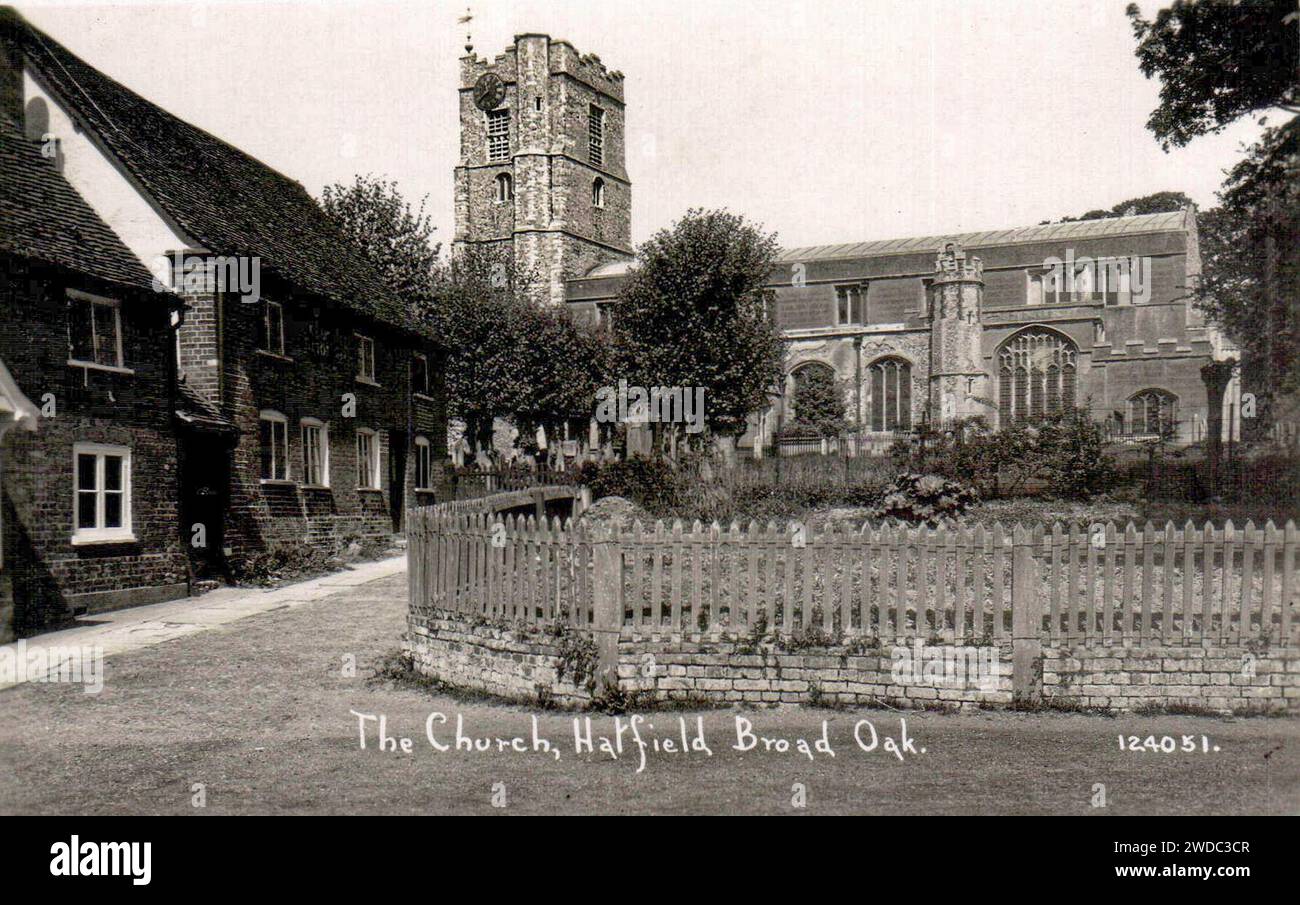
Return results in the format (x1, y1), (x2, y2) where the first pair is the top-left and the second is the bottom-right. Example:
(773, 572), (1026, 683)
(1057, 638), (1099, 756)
(616, 636), (1014, 709)
(406, 608), (1016, 710)
(407, 609), (1300, 714)
(1043, 644), (1300, 714)
(405, 610), (593, 707)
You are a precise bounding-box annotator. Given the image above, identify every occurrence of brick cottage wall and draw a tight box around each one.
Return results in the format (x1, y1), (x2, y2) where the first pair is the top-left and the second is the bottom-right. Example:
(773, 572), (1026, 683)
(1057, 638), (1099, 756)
(1, 258), (188, 635)
(176, 271), (446, 559)
(1043, 644), (1300, 713)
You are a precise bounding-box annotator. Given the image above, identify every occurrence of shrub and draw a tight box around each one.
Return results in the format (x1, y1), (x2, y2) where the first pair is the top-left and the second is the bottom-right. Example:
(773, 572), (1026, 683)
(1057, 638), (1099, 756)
(579, 456), (685, 515)
(899, 410), (1116, 500)
(871, 473), (977, 525)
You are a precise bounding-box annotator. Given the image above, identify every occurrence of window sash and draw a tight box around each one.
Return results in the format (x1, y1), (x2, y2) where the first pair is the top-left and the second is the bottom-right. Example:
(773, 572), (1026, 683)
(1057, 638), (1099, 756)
(357, 431), (379, 489)
(259, 416), (289, 481)
(412, 355), (429, 395)
(73, 446), (130, 539)
(69, 294), (123, 368)
(415, 440), (432, 490)
(357, 336), (375, 380)
(302, 423), (328, 486)
(263, 302), (285, 354)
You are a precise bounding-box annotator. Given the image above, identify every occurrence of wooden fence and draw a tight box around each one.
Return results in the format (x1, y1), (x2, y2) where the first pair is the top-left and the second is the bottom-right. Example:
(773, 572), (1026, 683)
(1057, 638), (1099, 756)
(408, 511), (1299, 648)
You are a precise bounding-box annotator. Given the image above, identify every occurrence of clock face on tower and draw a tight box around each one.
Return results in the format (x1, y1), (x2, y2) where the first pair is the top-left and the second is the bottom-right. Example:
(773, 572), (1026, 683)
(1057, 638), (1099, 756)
(473, 72), (506, 111)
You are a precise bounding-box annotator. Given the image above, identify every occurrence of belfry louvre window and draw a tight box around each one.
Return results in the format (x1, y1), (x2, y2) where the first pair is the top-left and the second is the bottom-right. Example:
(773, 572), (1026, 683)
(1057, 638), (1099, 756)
(998, 329), (1077, 424)
(868, 358), (911, 431)
(588, 105), (605, 166)
(486, 109), (509, 162)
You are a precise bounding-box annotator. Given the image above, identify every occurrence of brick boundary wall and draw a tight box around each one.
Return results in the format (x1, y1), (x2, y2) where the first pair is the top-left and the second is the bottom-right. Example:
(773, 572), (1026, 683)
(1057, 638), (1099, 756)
(1042, 644), (1299, 713)
(405, 603), (1018, 711)
(404, 611), (1298, 713)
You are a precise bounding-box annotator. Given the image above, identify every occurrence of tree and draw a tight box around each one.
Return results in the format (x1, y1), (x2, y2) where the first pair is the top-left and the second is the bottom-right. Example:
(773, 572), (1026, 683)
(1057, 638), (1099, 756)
(788, 365), (846, 438)
(320, 175), (441, 306)
(612, 209), (785, 451)
(1196, 119), (1299, 413)
(514, 302), (613, 459)
(1126, 0), (1299, 150)
(1048, 191), (1192, 223)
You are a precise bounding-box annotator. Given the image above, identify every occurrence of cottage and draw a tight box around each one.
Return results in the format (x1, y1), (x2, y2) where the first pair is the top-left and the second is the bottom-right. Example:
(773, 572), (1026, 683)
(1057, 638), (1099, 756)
(0, 7), (447, 634)
(0, 114), (187, 638)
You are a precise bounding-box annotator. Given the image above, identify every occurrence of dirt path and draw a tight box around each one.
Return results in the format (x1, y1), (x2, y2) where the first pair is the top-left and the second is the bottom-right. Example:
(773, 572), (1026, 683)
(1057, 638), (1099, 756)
(1, 572), (1296, 815)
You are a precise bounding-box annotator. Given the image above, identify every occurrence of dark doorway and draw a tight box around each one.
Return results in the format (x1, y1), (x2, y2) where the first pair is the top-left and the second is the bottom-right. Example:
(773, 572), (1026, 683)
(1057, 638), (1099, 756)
(388, 430), (407, 532)
(180, 439), (230, 580)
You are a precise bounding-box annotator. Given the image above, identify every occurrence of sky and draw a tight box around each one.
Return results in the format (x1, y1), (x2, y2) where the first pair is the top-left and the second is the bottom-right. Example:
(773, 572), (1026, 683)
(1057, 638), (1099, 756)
(16, 0), (1272, 252)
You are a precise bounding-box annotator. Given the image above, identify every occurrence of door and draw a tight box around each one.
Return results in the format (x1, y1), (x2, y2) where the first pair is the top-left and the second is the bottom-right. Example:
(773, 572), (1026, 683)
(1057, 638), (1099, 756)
(388, 430), (407, 532)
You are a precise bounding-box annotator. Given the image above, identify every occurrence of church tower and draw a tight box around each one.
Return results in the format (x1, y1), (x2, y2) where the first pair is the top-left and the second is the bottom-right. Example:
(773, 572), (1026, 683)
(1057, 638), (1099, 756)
(453, 34), (633, 305)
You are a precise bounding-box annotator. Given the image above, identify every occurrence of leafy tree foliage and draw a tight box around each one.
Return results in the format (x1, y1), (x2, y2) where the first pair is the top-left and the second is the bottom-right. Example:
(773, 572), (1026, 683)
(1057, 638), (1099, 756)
(1126, 0), (1299, 150)
(788, 365), (847, 438)
(319, 174), (441, 306)
(612, 209), (785, 445)
(1049, 191), (1193, 224)
(1196, 119), (1300, 409)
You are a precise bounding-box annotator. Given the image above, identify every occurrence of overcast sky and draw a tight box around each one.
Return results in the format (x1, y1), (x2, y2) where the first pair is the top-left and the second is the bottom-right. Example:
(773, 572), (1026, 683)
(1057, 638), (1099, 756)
(19, 0), (1271, 251)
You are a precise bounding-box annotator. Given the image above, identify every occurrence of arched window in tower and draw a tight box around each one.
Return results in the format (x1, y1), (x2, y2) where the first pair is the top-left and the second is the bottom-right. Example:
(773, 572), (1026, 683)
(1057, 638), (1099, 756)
(592, 177), (606, 208)
(495, 172), (513, 203)
(1127, 389), (1178, 437)
(867, 357), (912, 432)
(998, 328), (1078, 424)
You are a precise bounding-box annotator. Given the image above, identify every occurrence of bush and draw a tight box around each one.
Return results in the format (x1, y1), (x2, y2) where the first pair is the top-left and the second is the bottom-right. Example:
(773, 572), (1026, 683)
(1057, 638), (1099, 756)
(900, 410), (1116, 500)
(579, 456), (685, 515)
(871, 473), (977, 526)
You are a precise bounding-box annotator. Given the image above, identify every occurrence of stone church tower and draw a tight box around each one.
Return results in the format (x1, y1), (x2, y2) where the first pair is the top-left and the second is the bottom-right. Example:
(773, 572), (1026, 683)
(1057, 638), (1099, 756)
(927, 243), (994, 425)
(454, 34), (633, 305)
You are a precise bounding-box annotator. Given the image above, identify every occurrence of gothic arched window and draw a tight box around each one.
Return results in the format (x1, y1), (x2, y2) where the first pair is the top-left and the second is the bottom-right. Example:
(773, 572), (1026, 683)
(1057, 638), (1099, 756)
(1128, 389), (1177, 437)
(868, 357), (912, 432)
(998, 329), (1077, 424)
(495, 172), (513, 203)
(592, 177), (606, 208)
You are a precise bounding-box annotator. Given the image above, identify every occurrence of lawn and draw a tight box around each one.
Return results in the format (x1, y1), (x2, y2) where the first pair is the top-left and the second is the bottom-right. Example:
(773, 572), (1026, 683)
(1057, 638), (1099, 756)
(0, 573), (1295, 815)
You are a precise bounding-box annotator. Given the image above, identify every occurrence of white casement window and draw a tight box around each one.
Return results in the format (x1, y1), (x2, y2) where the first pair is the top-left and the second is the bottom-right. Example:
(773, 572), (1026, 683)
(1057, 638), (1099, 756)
(67, 289), (125, 370)
(835, 285), (865, 326)
(588, 104), (605, 166)
(356, 428), (380, 490)
(411, 352), (430, 397)
(356, 334), (376, 383)
(259, 410), (290, 482)
(262, 301), (285, 355)
(300, 418), (329, 487)
(592, 177), (606, 208)
(486, 109), (509, 162)
(495, 172), (513, 203)
(414, 436), (434, 490)
(72, 443), (133, 544)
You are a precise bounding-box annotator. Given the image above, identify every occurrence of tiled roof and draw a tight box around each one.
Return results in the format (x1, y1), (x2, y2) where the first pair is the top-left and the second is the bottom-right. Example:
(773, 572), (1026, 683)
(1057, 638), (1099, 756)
(175, 379), (237, 435)
(0, 115), (157, 289)
(775, 210), (1191, 263)
(2, 8), (414, 333)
